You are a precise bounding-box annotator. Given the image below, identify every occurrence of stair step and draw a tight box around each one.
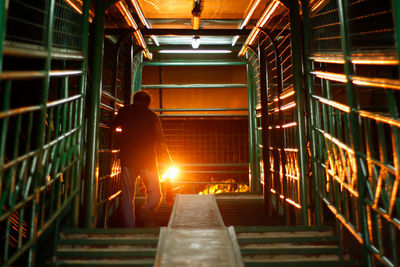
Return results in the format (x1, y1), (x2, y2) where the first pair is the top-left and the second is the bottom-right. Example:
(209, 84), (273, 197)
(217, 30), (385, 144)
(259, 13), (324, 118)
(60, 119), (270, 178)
(238, 235), (337, 244)
(58, 237), (158, 246)
(55, 258), (154, 267)
(57, 248), (157, 258)
(240, 246), (339, 255)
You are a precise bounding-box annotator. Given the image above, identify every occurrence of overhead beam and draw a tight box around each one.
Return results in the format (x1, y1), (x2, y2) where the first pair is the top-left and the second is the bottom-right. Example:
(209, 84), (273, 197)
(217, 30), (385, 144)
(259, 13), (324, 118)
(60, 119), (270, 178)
(104, 28), (252, 36)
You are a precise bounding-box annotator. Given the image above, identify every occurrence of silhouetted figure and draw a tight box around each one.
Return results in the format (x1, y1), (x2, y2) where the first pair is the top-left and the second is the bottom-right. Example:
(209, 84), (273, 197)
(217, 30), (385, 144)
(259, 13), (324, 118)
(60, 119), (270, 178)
(112, 91), (172, 227)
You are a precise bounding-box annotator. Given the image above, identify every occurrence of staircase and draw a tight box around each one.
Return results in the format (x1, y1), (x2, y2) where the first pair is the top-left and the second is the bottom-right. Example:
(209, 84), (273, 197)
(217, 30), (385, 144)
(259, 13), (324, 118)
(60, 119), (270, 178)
(52, 195), (357, 266)
(236, 226), (356, 267)
(54, 228), (159, 266)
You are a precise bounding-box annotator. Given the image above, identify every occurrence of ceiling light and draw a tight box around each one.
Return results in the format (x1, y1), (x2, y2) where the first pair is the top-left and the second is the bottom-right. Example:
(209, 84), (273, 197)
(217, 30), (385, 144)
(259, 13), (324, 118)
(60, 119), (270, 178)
(192, 36), (200, 49)
(159, 50), (232, 54)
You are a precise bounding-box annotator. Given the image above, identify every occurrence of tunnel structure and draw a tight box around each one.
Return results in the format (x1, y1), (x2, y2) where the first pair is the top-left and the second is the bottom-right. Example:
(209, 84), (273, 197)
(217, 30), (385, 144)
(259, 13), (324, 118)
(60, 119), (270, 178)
(0, 0), (400, 266)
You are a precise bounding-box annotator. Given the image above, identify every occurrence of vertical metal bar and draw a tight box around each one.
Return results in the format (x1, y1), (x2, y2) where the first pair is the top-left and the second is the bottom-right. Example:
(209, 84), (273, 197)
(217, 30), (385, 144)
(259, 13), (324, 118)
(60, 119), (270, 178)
(73, 0), (90, 227)
(247, 62), (257, 193)
(28, 0), (55, 265)
(337, 0), (371, 265)
(301, 0), (321, 226)
(159, 66), (163, 113)
(0, 0), (8, 72)
(288, 0), (308, 226)
(258, 40), (271, 214)
(84, 0), (105, 228)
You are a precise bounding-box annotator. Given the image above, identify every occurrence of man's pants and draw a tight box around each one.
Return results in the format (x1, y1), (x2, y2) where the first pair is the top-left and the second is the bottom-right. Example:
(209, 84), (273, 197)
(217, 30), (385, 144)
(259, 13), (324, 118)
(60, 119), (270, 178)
(121, 167), (162, 227)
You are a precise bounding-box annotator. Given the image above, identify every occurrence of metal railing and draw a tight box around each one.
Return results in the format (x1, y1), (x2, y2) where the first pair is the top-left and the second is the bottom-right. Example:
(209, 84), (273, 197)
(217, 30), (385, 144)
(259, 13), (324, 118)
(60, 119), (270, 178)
(0, 0), (89, 265)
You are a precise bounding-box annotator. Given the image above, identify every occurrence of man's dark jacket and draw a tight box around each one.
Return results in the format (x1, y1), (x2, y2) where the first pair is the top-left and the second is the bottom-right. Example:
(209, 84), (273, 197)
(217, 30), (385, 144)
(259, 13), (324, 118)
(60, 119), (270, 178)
(112, 103), (165, 170)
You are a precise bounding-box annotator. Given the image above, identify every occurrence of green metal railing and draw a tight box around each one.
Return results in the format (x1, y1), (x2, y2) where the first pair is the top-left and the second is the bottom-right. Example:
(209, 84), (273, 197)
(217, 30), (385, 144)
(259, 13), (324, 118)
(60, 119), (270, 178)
(0, 0), (89, 265)
(245, 3), (309, 226)
(302, 0), (400, 266)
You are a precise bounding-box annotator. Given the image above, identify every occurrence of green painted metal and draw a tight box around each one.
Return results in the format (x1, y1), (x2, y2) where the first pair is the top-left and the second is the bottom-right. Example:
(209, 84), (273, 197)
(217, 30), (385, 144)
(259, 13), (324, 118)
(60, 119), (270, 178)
(141, 60), (247, 66)
(0, 0), (7, 72)
(288, 0), (308, 227)
(247, 63), (258, 193)
(336, 0), (370, 265)
(141, 83), (247, 89)
(84, 0), (105, 228)
(258, 40), (272, 215)
(300, 0), (321, 227)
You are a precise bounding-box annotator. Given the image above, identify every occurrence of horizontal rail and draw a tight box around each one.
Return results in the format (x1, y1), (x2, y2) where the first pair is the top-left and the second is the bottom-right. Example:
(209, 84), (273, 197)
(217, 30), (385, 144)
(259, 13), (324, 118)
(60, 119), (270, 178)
(158, 114), (248, 117)
(169, 181), (248, 185)
(160, 163), (248, 167)
(0, 70), (83, 80)
(153, 108), (248, 112)
(3, 42), (84, 60)
(97, 190), (122, 206)
(142, 60), (247, 66)
(309, 53), (399, 65)
(101, 90), (124, 104)
(142, 84), (247, 89)
(180, 170), (249, 174)
(312, 95), (351, 113)
(311, 71), (400, 90)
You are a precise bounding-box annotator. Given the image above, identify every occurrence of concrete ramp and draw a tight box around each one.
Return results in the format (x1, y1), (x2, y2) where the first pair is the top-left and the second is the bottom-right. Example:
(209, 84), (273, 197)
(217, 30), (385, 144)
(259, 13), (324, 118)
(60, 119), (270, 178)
(155, 194), (244, 267)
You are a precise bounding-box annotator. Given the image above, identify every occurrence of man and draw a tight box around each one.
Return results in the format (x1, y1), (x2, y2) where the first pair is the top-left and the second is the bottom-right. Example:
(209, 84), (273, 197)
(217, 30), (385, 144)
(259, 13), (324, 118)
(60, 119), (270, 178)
(112, 91), (172, 227)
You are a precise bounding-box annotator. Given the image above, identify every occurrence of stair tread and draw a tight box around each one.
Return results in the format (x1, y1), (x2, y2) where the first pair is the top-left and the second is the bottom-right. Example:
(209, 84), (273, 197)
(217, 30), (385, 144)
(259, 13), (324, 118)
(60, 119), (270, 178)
(243, 254), (340, 262)
(237, 231), (333, 238)
(58, 247), (156, 252)
(240, 243), (338, 249)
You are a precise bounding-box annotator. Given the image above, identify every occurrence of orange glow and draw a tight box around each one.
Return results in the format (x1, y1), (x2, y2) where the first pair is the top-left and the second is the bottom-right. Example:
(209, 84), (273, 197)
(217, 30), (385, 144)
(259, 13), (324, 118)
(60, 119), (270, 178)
(161, 166), (179, 181)
(312, 71), (348, 83)
(130, 0), (149, 28)
(115, 127), (122, 132)
(315, 96), (351, 113)
(256, 0), (280, 28)
(199, 179), (249, 195)
(352, 76), (400, 90)
(240, 0), (262, 29)
(280, 102), (296, 111)
(351, 59), (399, 65)
(134, 30), (146, 47)
(312, 56), (345, 64)
(248, 28), (261, 46)
(311, 0), (326, 12)
(270, 188), (276, 194)
(359, 110), (400, 128)
(64, 0), (93, 22)
(282, 122), (297, 128)
(116, 1), (138, 30)
(285, 198), (301, 209)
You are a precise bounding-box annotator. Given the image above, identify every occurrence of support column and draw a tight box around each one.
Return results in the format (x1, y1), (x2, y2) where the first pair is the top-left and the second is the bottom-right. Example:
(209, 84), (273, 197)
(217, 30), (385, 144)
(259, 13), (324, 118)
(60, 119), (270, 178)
(300, 0), (322, 227)
(247, 63), (258, 193)
(84, 0), (105, 228)
(288, 0), (309, 226)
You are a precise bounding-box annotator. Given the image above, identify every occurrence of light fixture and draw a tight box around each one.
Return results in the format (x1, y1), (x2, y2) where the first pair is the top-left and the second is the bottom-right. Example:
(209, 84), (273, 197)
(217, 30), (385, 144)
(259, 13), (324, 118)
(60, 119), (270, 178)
(192, 36), (200, 49)
(192, 0), (202, 30)
(159, 50), (232, 54)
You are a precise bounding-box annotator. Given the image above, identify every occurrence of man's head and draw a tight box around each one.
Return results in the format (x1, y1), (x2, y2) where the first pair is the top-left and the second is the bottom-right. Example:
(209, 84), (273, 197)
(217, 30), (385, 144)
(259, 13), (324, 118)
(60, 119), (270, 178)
(133, 91), (151, 107)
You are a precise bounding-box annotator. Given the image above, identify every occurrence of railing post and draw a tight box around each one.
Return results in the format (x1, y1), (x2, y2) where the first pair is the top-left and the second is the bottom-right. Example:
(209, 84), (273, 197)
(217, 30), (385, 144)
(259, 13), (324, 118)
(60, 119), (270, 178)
(336, 0), (371, 265)
(288, 0), (309, 226)
(0, 0), (8, 72)
(258, 41), (271, 213)
(84, 0), (105, 228)
(247, 61), (259, 193)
